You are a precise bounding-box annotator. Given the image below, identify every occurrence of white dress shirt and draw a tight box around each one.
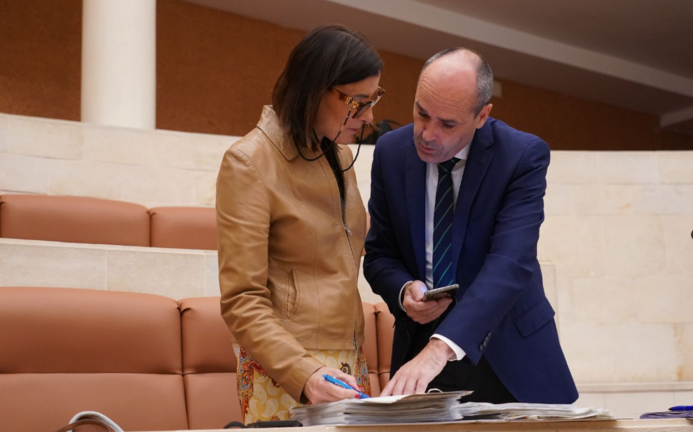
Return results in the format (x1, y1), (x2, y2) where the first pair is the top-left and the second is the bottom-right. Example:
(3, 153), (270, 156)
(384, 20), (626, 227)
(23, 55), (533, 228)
(399, 143), (471, 361)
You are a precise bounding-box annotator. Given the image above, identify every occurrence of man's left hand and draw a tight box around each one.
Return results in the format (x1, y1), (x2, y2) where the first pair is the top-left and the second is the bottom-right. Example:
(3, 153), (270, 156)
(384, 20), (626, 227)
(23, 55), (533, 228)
(379, 338), (454, 396)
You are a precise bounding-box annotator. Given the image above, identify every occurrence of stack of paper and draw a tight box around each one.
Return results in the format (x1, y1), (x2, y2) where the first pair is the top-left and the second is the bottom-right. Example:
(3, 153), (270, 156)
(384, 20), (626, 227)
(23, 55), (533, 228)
(454, 402), (613, 421)
(291, 391), (471, 426)
(290, 392), (614, 426)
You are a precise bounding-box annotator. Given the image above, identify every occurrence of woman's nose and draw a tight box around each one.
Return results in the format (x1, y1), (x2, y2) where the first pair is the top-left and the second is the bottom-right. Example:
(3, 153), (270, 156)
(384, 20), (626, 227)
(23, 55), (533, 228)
(358, 106), (375, 125)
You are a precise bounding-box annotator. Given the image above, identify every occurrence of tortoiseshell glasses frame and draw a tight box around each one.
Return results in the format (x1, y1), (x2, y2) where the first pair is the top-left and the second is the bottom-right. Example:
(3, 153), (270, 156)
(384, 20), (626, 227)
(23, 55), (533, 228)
(333, 86), (386, 119)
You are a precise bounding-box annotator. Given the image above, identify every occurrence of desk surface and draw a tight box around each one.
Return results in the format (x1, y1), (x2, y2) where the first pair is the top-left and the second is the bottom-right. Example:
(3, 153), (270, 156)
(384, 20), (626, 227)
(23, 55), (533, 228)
(140, 419), (692, 432)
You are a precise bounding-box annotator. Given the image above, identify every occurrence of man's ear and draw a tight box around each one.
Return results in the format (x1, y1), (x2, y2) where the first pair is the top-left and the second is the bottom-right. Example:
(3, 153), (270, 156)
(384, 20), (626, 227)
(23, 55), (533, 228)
(475, 104), (493, 129)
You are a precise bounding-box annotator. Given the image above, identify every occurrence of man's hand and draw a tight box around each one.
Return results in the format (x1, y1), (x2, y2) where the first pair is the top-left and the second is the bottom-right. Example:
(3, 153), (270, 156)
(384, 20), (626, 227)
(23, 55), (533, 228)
(380, 339), (454, 396)
(303, 366), (362, 404)
(403, 281), (453, 324)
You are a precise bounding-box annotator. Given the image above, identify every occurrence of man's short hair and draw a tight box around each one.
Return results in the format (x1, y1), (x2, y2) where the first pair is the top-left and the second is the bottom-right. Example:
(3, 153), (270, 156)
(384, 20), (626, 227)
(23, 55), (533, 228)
(421, 48), (493, 115)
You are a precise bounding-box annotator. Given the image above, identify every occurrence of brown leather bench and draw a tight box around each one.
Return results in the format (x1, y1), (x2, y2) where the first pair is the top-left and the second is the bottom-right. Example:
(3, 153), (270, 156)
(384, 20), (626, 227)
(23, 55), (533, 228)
(0, 194), (150, 247)
(0, 287), (395, 431)
(149, 206), (217, 250)
(178, 296), (241, 429)
(0, 194), (216, 250)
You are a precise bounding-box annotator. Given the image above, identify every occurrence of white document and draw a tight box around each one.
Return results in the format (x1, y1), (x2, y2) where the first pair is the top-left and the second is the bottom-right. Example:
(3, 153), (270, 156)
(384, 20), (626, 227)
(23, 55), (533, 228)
(290, 391), (614, 426)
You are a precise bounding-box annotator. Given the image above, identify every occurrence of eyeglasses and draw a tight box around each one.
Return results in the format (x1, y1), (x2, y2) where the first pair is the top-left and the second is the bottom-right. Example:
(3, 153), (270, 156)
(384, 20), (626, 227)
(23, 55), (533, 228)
(297, 87), (384, 169)
(333, 86), (385, 119)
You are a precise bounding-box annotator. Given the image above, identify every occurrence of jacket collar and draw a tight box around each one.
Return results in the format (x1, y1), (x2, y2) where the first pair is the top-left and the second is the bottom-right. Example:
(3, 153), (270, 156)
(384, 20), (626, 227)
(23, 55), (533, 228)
(449, 119), (496, 274)
(257, 105), (299, 161)
(404, 134), (427, 280)
(472, 117), (495, 150)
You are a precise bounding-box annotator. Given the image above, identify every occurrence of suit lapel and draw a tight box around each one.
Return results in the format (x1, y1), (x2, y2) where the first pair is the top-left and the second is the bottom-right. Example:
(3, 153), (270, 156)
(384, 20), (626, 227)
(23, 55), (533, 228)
(405, 139), (427, 281)
(451, 122), (495, 275)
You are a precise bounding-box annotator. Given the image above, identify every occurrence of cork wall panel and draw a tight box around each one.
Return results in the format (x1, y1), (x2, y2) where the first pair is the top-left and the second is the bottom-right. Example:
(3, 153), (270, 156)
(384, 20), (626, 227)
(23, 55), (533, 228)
(490, 80), (665, 151)
(0, 0), (82, 122)
(367, 50), (423, 128)
(155, 0), (422, 136)
(661, 130), (693, 150)
(0, 0), (691, 150)
(156, 0), (303, 136)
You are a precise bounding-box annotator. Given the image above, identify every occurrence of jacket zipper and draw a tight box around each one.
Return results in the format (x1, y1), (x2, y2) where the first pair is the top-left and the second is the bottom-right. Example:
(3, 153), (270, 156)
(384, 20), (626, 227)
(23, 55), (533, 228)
(340, 192), (359, 351)
(342, 207), (359, 350)
(343, 220), (359, 350)
(343, 222), (354, 260)
(322, 156), (359, 349)
(334, 164), (356, 268)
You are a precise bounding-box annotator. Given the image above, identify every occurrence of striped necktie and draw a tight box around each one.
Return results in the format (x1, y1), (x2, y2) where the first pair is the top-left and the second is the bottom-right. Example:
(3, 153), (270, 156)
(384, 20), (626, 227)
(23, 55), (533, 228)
(432, 157), (460, 288)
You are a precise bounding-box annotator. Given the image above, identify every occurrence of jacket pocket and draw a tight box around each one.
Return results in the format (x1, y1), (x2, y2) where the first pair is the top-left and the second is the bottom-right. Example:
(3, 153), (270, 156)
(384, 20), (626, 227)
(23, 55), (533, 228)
(284, 269), (300, 320)
(514, 298), (555, 337)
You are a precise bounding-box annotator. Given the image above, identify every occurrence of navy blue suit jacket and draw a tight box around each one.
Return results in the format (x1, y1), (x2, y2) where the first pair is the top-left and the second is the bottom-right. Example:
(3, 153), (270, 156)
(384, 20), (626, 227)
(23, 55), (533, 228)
(363, 119), (578, 403)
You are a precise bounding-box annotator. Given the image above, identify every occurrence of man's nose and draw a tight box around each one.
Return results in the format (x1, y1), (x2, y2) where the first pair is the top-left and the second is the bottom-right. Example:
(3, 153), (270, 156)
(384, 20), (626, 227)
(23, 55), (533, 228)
(421, 123), (437, 142)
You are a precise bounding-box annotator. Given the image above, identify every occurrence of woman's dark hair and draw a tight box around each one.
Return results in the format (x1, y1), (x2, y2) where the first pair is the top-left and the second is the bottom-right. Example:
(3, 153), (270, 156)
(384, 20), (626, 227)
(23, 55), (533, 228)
(272, 25), (383, 151)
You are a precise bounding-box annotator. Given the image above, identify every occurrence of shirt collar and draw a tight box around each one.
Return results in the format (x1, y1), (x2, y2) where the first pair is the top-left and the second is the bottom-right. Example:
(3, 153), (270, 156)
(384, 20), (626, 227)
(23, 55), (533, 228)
(454, 142), (471, 162)
(428, 141), (471, 167)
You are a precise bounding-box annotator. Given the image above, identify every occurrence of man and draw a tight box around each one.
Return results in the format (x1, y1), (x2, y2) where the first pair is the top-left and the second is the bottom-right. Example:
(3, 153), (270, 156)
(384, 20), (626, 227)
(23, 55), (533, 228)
(363, 48), (577, 403)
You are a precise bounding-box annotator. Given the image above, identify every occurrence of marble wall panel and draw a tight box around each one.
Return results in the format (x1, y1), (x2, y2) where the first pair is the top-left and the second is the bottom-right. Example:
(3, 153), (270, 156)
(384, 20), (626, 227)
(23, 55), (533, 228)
(0, 115), (7, 153)
(8, 116), (83, 160)
(658, 152), (693, 184)
(594, 152), (659, 185)
(0, 240), (107, 289)
(572, 278), (638, 326)
(572, 184), (639, 215)
(604, 216), (666, 278)
(546, 151), (597, 184)
(107, 248), (206, 299)
(544, 183), (573, 215)
(539, 215), (606, 278)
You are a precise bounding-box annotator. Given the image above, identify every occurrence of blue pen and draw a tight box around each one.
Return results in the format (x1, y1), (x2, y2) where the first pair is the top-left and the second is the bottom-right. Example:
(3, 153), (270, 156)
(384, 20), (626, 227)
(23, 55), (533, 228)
(322, 374), (370, 399)
(669, 406), (693, 411)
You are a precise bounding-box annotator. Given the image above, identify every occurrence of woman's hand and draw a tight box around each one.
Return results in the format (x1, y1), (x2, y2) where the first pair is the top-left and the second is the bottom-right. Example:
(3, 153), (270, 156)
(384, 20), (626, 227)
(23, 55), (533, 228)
(303, 366), (363, 404)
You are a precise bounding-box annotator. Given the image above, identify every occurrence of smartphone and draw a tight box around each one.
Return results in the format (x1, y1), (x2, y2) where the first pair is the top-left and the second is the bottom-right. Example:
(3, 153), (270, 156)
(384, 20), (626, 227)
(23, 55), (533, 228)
(423, 284), (459, 302)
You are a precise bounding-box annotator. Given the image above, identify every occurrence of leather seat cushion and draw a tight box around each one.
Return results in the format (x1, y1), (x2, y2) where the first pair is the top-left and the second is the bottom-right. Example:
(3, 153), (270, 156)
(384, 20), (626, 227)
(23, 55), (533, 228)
(149, 207), (217, 250)
(0, 194), (149, 246)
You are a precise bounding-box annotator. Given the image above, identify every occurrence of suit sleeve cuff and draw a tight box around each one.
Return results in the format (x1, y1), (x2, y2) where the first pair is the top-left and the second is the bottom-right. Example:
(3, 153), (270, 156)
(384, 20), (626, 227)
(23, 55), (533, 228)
(399, 281), (414, 312)
(431, 334), (466, 361)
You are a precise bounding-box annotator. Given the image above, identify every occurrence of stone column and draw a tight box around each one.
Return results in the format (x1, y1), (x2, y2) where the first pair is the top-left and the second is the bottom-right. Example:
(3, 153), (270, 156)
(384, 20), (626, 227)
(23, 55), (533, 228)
(81, 0), (156, 129)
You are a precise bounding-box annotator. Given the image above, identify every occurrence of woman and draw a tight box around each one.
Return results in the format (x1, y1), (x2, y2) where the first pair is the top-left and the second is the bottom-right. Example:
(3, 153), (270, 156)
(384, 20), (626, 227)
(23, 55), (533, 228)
(216, 25), (385, 424)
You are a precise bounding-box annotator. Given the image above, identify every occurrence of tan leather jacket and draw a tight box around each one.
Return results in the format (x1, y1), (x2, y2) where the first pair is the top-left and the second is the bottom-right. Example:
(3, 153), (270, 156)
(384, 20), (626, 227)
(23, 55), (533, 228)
(216, 106), (367, 401)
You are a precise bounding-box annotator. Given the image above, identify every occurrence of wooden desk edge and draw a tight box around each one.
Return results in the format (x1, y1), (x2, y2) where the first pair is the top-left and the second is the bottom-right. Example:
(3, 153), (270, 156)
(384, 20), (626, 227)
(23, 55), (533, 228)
(137, 418), (693, 432)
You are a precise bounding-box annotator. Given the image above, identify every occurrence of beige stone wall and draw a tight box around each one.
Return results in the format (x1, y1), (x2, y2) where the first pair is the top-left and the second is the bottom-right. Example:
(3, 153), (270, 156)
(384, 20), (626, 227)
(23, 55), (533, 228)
(542, 151), (693, 385)
(1, 113), (692, 396)
(0, 113), (234, 208)
(577, 383), (693, 418)
(0, 239), (218, 299)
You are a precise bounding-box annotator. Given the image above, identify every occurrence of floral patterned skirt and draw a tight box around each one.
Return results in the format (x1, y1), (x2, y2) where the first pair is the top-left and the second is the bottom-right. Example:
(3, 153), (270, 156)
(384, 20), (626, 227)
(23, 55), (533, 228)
(233, 344), (371, 425)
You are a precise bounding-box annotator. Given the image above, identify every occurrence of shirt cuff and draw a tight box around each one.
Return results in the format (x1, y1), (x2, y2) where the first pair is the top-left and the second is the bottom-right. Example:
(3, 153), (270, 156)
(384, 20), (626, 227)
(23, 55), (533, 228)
(431, 334), (466, 361)
(398, 281), (414, 312)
